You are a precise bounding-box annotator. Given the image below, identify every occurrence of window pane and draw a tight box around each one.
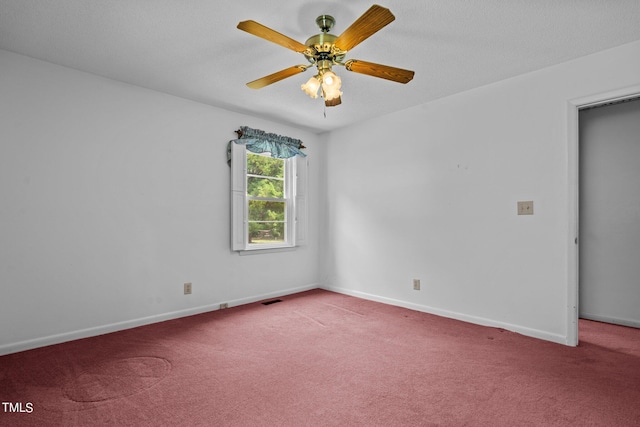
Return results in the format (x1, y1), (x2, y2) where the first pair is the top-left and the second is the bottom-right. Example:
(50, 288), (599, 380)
(247, 153), (284, 178)
(247, 177), (284, 198)
(248, 200), (286, 244)
(248, 200), (285, 221)
(248, 222), (285, 243)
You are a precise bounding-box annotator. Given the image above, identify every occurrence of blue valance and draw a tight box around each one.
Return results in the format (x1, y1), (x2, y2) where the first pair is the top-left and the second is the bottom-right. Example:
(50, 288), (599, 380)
(228, 126), (307, 162)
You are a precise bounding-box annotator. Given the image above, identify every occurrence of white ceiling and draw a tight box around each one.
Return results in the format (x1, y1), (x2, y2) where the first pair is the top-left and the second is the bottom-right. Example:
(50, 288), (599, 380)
(2, 0), (640, 134)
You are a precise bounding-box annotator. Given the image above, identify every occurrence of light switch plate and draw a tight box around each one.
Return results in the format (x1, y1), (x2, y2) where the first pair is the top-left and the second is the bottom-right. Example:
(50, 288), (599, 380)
(518, 201), (534, 215)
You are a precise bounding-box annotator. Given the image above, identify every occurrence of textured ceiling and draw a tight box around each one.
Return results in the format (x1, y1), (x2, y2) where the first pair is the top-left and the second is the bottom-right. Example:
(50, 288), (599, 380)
(2, 0), (640, 134)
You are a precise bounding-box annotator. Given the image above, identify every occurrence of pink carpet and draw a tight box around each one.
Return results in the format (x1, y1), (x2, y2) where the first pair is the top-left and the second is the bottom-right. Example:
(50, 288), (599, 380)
(1, 289), (639, 426)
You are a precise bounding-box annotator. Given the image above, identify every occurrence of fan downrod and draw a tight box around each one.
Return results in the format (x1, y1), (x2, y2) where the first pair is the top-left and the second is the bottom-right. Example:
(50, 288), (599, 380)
(315, 15), (335, 33)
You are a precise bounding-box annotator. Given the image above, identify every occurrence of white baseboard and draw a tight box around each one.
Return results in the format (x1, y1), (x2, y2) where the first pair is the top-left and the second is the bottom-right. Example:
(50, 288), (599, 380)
(223, 283), (319, 308)
(2, 283), (573, 355)
(580, 312), (640, 329)
(0, 283), (319, 356)
(321, 285), (568, 346)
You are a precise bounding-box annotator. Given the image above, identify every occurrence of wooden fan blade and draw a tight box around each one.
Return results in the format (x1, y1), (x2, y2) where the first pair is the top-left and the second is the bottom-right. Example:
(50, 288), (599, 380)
(334, 5), (395, 52)
(237, 20), (309, 53)
(344, 59), (414, 84)
(246, 65), (308, 89)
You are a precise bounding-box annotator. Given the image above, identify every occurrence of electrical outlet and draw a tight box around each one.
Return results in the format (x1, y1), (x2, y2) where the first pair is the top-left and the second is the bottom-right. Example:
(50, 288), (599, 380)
(413, 279), (421, 290)
(517, 201), (534, 215)
(184, 282), (192, 295)
(219, 303), (229, 309)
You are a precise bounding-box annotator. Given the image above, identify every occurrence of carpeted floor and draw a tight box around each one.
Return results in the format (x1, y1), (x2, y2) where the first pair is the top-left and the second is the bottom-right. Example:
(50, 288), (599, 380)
(1, 289), (639, 426)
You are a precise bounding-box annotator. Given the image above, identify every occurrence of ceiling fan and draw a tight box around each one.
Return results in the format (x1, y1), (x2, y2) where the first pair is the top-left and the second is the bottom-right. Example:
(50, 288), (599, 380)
(237, 4), (415, 107)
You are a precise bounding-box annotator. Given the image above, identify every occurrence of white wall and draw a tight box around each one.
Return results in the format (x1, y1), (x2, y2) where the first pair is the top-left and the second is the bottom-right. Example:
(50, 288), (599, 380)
(3, 38), (640, 354)
(321, 40), (640, 345)
(0, 50), (322, 355)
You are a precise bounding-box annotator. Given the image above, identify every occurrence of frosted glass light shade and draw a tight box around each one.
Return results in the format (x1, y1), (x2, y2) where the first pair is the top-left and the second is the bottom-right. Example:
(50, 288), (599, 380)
(321, 71), (342, 101)
(321, 71), (341, 90)
(301, 76), (321, 98)
(323, 86), (343, 101)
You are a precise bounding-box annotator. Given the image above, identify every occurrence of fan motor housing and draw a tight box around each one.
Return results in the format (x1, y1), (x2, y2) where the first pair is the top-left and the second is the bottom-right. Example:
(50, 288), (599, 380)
(304, 33), (345, 64)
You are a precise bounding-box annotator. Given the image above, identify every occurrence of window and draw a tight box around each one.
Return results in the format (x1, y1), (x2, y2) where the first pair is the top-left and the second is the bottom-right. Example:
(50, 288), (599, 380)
(230, 143), (307, 251)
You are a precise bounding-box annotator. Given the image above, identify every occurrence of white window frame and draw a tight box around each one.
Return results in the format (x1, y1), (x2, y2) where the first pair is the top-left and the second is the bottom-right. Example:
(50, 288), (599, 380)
(230, 143), (307, 252)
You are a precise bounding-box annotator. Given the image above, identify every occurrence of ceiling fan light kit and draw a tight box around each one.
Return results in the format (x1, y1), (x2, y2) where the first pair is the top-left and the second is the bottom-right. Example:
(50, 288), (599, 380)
(301, 75), (321, 99)
(237, 4), (414, 107)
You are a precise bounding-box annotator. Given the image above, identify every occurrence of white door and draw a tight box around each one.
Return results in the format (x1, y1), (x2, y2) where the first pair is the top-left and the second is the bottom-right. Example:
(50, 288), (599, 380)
(579, 98), (640, 328)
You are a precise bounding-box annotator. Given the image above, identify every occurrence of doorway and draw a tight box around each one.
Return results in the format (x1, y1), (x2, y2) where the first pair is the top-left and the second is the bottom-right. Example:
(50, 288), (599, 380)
(578, 98), (640, 328)
(567, 86), (640, 346)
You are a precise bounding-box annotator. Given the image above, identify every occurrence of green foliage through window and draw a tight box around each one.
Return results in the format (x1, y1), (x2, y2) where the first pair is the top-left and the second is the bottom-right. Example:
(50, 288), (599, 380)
(247, 153), (284, 178)
(247, 177), (283, 198)
(247, 153), (287, 243)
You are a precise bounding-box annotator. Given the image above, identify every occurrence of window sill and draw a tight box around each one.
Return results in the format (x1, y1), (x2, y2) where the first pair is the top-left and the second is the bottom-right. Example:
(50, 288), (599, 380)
(236, 246), (298, 256)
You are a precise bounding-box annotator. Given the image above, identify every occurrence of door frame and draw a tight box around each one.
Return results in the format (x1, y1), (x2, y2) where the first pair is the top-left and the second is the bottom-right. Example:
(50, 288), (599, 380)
(566, 85), (640, 346)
